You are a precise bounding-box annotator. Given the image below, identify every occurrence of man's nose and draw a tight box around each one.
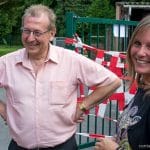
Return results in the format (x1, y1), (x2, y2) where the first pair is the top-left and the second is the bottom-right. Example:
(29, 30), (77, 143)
(27, 32), (35, 41)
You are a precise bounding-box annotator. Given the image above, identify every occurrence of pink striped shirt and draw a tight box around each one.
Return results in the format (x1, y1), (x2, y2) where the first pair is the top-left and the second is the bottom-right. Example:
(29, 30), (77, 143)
(0, 44), (118, 148)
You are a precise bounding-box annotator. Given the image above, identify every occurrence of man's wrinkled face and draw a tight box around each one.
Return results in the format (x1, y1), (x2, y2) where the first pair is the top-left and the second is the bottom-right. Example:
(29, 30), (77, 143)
(21, 13), (55, 57)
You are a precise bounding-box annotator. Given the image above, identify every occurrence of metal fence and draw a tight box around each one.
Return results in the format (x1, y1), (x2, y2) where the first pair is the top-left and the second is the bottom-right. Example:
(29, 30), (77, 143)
(65, 13), (138, 149)
(65, 12), (138, 52)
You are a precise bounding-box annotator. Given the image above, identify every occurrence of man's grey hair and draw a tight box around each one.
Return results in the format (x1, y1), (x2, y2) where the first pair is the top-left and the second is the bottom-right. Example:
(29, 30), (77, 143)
(22, 4), (56, 31)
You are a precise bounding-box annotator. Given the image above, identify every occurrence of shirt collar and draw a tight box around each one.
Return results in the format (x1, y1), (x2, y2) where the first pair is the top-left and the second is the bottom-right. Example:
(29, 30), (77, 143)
(15, 48), (27, 64)
(47, 43), (59, 64)
(15, 43), (59, 64)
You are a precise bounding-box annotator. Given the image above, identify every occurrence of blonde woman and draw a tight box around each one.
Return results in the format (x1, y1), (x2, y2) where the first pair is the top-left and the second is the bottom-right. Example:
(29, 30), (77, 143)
(95, 15), (150, 150)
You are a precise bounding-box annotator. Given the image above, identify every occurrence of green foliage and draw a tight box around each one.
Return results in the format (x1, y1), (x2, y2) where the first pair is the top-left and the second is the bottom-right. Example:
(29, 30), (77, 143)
(86, 0), (115, 19)
(126, 0), (150, 2)
(54, 0), (92, 36)
(0, 0), (149, 44)
(0, 0), (26, 45)
(0, 45), (22, 56)
(0, 0), (114, 39)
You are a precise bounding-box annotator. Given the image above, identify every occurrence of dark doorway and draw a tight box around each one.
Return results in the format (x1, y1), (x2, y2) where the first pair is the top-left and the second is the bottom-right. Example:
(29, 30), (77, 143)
(131, 8), (150, 21)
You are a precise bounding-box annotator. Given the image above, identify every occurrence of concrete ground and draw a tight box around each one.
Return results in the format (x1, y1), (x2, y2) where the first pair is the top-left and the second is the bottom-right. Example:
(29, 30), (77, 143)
(0, 89), (11, 150)
(0, 118), (10, 150)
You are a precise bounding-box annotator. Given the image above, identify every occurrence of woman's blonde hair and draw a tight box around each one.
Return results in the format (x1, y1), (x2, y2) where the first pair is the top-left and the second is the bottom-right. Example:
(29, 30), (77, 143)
(127, 15), (150, 95)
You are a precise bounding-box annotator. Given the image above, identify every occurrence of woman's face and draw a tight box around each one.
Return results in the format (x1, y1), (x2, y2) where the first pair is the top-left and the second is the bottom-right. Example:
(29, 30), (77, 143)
(130, 28), (150, 77)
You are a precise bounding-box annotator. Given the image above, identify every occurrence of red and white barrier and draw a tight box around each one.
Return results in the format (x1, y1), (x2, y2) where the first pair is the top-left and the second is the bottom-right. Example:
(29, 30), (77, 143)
(65, 34), (137, 119)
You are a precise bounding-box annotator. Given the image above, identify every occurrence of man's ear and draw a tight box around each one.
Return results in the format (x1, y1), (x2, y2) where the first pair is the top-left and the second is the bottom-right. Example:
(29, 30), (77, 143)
(49, 29), (56, 42)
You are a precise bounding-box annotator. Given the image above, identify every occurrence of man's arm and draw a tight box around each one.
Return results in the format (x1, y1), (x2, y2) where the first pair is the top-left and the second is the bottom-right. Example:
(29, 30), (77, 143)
(0, 100), (6, 122)
(74, 78), (121, 122)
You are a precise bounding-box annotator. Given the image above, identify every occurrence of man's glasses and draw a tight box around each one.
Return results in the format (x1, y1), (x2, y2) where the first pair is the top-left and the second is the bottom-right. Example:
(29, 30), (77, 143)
(21, 27), (50, 37)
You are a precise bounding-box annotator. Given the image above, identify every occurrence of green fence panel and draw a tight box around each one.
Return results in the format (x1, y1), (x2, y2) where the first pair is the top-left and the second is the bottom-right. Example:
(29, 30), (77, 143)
(65, 12), (138, 149)
(66, 12), (138, 52)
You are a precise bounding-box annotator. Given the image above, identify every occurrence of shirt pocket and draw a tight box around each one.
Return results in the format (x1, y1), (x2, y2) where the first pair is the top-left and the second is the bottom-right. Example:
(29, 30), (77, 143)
(49, 81), (69, 105)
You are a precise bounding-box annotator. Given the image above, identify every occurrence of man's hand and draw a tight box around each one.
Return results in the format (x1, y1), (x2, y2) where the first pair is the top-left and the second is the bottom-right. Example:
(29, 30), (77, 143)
(0, 101), (7, 122)
(74, 103), (86, 123)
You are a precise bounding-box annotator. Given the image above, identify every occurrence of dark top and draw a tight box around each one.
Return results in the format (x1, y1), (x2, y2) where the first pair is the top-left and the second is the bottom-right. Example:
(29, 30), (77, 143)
(116, 88), (150, 150)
